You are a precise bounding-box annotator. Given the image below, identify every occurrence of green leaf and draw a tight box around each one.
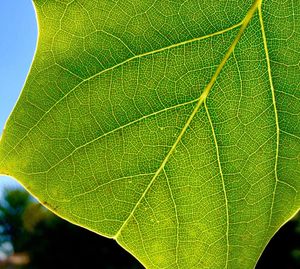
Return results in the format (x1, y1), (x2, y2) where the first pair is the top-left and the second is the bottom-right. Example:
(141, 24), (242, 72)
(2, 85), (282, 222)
(0, 0), (299, 267)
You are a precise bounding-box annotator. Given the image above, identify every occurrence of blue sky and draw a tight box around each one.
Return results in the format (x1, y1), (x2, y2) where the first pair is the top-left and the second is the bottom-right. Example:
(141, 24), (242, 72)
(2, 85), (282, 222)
(0, 1), (37, 192)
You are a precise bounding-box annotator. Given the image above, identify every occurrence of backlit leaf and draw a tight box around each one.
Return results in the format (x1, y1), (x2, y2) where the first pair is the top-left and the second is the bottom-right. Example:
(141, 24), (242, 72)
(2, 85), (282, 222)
(0, 0), (299, 268)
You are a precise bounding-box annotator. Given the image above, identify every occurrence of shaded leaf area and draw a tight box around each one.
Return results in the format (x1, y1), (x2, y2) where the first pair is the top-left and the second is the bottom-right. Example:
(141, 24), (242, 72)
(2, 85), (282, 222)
(0, 188), (142, 269)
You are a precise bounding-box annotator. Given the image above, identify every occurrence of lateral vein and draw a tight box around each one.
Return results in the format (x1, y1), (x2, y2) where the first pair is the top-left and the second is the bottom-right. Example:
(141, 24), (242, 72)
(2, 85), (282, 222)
(164, 169), (180, 267)
(258, 4), (280, 227)
(3, 22), (242, 162)
(32, 98), (199, 174)
(205, 102), (229, 268)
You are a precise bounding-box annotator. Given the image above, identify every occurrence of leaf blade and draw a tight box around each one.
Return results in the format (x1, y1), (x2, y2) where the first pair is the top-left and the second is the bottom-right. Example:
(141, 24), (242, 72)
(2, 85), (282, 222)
(0, 0), (299, 268)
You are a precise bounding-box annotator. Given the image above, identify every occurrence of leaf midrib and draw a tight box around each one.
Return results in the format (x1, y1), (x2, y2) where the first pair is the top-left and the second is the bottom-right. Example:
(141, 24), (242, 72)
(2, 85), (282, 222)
(113, 3), (262, 262)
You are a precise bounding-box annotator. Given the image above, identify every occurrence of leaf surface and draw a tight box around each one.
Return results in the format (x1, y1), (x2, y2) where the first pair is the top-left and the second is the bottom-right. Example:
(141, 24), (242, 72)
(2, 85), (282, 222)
(0, 0), (299, 268)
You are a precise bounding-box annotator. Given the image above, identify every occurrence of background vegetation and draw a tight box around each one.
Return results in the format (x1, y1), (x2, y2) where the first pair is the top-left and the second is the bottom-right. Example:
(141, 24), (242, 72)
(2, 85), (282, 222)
(0, 187), (298, 268)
